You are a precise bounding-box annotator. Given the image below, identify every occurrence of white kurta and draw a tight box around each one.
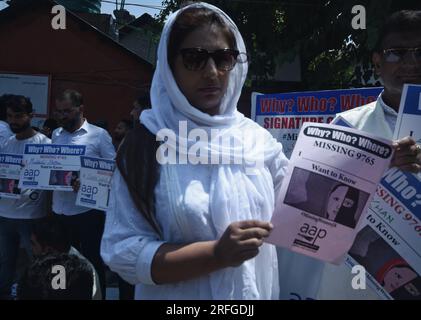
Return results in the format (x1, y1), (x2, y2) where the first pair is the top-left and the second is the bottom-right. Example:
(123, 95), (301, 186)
(101, 137), (288, 300)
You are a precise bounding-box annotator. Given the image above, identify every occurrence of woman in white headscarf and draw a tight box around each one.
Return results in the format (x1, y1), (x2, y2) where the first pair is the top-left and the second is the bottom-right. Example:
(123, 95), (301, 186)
(101, 2), (289, 300)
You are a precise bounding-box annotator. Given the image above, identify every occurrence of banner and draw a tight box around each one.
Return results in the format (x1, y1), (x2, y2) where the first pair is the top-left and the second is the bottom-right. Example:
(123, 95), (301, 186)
(251, 87), (383, 158)
(0, 153), (22, 199)
(267, 123), (393, 264)
(76, 156), (115, 210)
(19, 144), (85, 191)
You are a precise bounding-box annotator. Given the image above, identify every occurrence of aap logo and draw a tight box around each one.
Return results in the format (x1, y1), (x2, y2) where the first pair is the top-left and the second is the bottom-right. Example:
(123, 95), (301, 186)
(81, 184), (98, 200)
(24, 169), (40, 181)
(293, 223), (327, 252)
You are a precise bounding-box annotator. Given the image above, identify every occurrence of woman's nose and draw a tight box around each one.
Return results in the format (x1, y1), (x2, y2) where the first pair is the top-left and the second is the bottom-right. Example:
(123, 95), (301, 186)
(202, 57), (218, 78)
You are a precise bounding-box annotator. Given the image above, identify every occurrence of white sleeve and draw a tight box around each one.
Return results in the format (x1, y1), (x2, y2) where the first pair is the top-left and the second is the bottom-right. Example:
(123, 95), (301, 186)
(100, 169), (165, 285)
(99, 129), (116, 160)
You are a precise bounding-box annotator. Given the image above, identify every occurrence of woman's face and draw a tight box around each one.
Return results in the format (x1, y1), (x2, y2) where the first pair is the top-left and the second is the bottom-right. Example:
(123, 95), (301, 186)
(326, 185), (354, 220)
(383, 266), (417, 293)
(172, 23), (232, 116)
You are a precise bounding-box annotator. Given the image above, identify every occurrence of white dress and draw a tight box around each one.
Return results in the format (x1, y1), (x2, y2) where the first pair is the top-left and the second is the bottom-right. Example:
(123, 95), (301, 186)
(101, 139), (288, 300)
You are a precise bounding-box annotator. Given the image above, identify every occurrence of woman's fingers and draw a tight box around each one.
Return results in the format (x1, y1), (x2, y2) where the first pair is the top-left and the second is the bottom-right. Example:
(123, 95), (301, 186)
(238, 237), (264, 248)
(237, 220), (273, 231)
(237, 227), (271, 240)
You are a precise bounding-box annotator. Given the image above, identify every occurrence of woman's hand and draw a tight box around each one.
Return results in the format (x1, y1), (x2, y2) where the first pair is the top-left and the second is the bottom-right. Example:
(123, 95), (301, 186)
(150, 220), (273, 284)
(391, 137), (421, 173)
(214, 220), (273, 268)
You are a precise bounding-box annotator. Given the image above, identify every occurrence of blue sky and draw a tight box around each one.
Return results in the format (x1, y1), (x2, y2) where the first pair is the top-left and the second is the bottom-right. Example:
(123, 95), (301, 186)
(0, 0), (164, 18)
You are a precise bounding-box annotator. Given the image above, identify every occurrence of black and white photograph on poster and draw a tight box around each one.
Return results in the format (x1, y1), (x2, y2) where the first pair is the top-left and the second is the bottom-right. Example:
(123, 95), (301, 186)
(48, 170), (79, 187)
(284, 167), (370, 229)
(0, 178), (20, 195)
(349, 226), (421, 300)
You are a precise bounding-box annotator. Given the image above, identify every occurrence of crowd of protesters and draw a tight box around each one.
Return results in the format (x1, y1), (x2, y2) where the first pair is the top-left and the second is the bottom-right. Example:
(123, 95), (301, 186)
(0, 3), (420, 300)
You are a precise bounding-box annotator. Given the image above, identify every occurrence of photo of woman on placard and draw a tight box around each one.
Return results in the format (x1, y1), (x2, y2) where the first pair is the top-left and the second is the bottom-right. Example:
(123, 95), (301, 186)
(349, 226), (421, 300)
(324, 183), (360, 228)
(376, 259), (421, 299)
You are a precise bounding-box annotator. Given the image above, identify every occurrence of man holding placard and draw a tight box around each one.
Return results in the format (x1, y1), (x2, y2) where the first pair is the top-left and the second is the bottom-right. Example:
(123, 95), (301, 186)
(52, 89), (115, 299)
(0, 95), (50, 299)
(317, 10), (421, 300)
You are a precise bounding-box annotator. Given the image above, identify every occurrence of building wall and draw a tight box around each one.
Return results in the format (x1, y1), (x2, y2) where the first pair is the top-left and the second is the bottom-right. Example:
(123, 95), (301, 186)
(0, 3), (153, 132)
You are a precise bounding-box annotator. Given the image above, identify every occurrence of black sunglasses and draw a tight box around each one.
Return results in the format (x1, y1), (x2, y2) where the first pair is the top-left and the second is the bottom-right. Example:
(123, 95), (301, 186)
(383, 47), (421, 63)
(179, 48), (247, 71)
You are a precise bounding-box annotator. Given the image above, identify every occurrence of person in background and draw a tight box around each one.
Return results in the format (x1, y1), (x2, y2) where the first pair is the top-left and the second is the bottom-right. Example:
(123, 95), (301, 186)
(40, 118), (58, 139)
(0, 95), (50, 300)
(52, 89), (115, 299)
(130, 92), (151, 127)
(317, 10), (421, 300)
(113, 119), (132, 150)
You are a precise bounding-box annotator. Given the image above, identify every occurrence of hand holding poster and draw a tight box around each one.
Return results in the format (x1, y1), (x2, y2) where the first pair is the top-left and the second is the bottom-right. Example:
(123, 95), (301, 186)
(0, 153), (23, 199)
(76, 156), (115, 210)
(19, 144), (85, 191)
(266, 122), (393, 264)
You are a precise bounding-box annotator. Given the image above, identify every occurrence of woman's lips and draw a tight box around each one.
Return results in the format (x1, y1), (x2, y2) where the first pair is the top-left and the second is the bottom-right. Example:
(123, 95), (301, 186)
(198, 87), (221, 94)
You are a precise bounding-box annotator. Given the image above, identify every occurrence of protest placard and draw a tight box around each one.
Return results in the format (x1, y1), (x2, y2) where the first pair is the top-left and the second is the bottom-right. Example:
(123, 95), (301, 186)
(76, 156), (115, 210)
(0, 153), (22, 199)
(266, 122), (393, 264)
(19, 144), (85, 191)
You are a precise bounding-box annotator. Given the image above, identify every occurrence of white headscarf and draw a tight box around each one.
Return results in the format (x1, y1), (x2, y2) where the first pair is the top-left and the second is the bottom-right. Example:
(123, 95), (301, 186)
(141, 2), (285, 299)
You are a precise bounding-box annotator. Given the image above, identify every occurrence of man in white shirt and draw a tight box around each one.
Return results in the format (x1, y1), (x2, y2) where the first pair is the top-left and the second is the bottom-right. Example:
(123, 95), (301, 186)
(52, 89), (115, 299)
(0, 95), (51, 299)
(318, 10), (421, 300)
(0, 95), (14, 148)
